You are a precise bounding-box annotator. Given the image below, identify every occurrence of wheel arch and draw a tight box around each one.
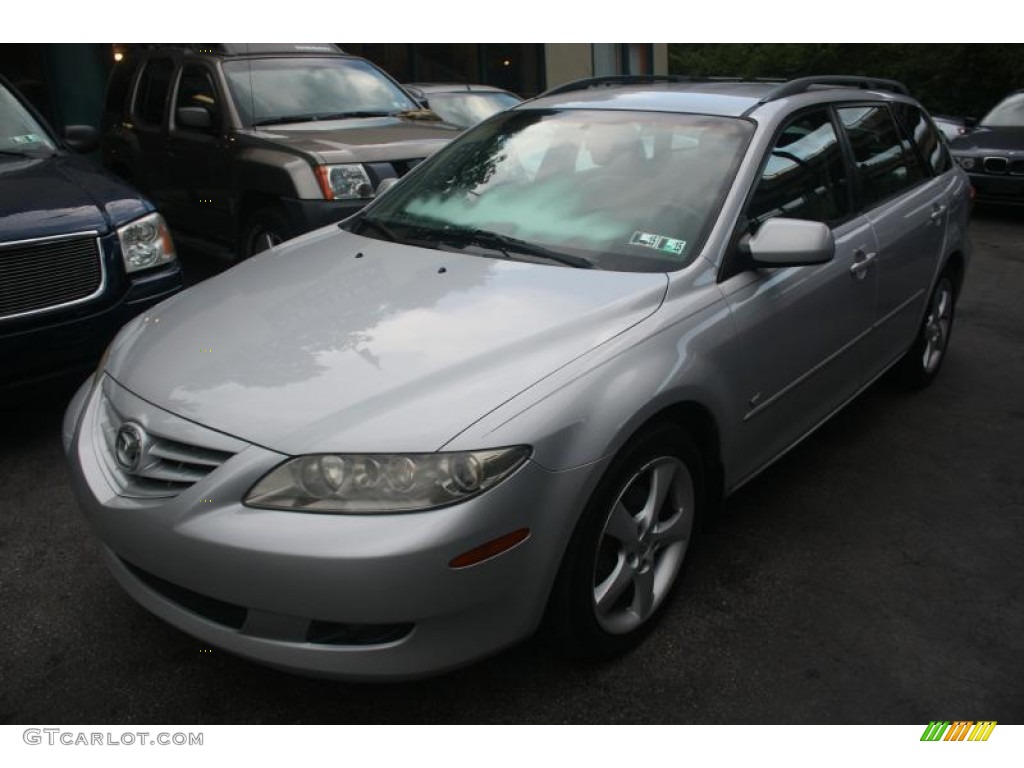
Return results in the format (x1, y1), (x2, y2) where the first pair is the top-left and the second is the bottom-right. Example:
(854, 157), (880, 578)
(942, 249), (966, 298)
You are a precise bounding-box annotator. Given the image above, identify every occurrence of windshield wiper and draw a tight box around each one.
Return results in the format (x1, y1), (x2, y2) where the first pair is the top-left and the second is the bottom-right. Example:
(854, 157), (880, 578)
(396, 108), (442, 121)
(0, 148), (32, 158)
(431, 228), (594, 269)
(317, 111), (394, 120)
(252, 113), (321, 127)
(352, 215), (399, 242)
(252, 111), (393, 127)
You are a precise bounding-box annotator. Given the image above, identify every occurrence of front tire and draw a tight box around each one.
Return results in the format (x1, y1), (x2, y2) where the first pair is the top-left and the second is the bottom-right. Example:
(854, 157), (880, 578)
(547, 424), (704, 660)
(241, 206), (292, 259)
(892, 270), (957, 389)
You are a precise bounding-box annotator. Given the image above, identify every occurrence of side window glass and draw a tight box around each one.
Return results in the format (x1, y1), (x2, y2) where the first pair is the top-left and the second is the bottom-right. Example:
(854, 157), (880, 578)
(134, 58), (174, 127)
(838, 106), (925, 209)
(893, 103), (951, 176)
(748, 110), (849, 225)
(175, 65), (221, 130)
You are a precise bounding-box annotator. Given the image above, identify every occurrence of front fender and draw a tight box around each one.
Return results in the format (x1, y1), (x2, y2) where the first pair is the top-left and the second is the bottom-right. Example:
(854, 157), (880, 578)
(443, 271), (741, 477)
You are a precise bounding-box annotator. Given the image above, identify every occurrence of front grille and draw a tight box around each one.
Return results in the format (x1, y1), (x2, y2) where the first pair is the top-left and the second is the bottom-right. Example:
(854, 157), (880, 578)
(1011, 159), (1024, 175)
(983, 156), (1009, 174)
(97, 392), (234, 498)
(0, 233), (103, 320)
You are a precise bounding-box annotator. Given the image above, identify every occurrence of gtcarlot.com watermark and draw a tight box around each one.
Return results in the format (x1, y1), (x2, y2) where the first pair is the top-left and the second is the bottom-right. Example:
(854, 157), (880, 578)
(23, 729), (203, 747)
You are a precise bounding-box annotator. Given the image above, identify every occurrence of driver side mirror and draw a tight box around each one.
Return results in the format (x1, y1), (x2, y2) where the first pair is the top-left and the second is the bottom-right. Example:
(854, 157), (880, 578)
(744, 218), (834, 267)
(176, 106), (214, 130)
(376, 177), (400, 196)
(63, 125), (99, 154)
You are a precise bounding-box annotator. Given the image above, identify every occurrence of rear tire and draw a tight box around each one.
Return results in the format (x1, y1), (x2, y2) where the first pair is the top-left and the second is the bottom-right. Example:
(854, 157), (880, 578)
(546, 423), (704, 660)
(892, 269), (957, 390)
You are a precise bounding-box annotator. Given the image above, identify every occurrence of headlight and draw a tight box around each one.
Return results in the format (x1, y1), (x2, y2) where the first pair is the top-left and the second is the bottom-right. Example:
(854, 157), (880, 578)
(315, 163), (375, 200)
(244, 447), (531, 514)
(117, 212), (176, 273)
(955, 156), (975, 170)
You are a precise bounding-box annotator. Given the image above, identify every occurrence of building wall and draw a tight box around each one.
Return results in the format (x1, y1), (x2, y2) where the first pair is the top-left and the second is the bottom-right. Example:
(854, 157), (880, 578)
(654, 45), (668, 76)
(543, 44), (593, 90)
(544, 44), (668, 90)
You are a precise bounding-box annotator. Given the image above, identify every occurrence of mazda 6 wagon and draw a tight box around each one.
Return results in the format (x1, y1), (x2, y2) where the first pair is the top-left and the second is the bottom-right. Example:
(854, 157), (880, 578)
(64, 75), (970, 680)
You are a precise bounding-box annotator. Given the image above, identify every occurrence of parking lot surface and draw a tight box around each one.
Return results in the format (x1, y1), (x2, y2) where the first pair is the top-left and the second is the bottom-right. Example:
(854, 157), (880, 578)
(1, 210), (1021, 724)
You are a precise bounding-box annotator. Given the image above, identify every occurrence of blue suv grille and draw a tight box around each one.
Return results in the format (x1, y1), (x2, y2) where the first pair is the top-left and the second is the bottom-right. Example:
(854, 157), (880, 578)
(0, 233), (103, 320)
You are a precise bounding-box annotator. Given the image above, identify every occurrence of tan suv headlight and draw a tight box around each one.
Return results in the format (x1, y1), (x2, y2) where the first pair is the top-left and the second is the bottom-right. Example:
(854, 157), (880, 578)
(316, 163), (375, 200)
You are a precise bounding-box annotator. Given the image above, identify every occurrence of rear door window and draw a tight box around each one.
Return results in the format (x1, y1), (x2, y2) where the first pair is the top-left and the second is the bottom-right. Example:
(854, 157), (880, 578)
(134, 58), (175, 127)
(837, 105), (926, 210)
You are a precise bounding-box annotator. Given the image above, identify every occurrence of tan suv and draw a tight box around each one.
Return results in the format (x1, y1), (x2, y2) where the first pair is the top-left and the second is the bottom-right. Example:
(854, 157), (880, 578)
(102, 44), (460, 258)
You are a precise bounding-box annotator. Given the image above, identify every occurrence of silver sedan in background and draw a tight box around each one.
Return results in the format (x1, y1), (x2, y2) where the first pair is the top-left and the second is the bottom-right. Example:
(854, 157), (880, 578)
(64, 76), (970, 680)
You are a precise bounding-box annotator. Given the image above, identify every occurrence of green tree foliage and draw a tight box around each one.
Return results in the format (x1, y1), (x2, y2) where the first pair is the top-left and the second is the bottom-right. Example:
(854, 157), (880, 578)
(668, 44), (1024, 118)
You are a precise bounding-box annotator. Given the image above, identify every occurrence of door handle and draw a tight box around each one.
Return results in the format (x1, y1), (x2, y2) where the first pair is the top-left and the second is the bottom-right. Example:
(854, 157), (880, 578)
(849, 250), (877, 280)
(930, 204), (947, 223)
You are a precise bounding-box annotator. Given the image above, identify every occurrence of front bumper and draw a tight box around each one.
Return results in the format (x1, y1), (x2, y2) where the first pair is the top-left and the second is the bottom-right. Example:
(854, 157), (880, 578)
(280, 197), (367, 237)
(966, 171), (1024, 205)
(1, 262), (182, 392)
(64, 376), (600, 680)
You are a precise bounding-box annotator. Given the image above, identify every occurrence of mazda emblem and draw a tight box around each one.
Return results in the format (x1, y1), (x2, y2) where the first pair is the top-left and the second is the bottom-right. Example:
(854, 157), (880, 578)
(115, 423), (145, 473)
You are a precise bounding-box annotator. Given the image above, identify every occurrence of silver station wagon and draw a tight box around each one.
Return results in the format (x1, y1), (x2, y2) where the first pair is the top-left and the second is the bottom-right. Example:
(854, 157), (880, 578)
(64, 75), (970, 680)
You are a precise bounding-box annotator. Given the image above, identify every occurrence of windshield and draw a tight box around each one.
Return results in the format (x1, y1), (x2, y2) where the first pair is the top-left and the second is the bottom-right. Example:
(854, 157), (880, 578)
(0, 83), (56, 156)
(427, 92), (522, 128)
(980, 93), (1024, 128)
(360, 109), (753, 272)
(223, 57), (419, 126)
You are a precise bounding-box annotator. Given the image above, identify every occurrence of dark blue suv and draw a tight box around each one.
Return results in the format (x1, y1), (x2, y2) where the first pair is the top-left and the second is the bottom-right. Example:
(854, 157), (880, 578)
(1, 76), (183, 392)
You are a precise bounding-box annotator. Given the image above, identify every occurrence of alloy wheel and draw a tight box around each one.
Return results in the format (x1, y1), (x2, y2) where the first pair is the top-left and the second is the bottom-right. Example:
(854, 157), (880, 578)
(592, 456), (695, 635)
(923, 279), (953, 374)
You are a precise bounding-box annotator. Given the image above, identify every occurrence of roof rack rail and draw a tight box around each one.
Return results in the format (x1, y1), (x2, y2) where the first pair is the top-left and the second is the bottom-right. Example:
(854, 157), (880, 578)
(540, 74), (692, 98)
(167, 43), (344, 56)
(758, 75), (909, 103)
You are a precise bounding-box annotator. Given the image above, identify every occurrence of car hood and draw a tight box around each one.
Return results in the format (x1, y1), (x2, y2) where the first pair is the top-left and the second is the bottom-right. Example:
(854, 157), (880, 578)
(0, 153), (150, 242)
(106, 228), (668, 455)
(238, 116), (460, 164)
(949, 126), (1024, 152)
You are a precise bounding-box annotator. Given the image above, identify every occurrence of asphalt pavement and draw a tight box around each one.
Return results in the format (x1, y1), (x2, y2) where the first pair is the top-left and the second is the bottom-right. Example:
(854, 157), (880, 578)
(1, 209), (1022, 724)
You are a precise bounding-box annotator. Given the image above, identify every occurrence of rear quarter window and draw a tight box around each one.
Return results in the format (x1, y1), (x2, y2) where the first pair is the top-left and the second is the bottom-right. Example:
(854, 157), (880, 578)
(892, 102), (951, 176)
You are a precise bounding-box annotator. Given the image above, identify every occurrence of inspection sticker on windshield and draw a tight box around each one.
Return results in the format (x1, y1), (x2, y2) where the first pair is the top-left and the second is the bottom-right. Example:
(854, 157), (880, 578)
(11, 134), (41, 145)
(630, 231), (687, 256)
